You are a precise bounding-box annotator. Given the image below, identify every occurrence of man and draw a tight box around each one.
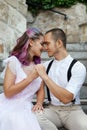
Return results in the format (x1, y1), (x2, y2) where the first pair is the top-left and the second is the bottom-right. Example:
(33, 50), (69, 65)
(35, 28), (87, 130)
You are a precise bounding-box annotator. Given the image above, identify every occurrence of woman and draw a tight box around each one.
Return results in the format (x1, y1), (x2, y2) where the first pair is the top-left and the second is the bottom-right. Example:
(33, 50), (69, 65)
(0, 28), (45, 130)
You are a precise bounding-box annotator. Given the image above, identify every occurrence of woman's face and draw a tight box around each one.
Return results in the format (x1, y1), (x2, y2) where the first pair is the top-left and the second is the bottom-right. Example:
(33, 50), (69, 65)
(29, 36), (44, 57)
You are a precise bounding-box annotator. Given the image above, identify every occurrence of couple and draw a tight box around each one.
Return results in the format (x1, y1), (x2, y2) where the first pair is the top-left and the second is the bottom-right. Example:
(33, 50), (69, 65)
(0, 27), (87, 130)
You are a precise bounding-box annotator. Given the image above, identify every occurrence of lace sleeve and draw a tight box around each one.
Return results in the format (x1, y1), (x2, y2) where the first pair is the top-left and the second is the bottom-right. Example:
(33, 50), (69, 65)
(7, 60), (16, 75)
(0, 57), (16, 79)
(0, 56), (27, 80)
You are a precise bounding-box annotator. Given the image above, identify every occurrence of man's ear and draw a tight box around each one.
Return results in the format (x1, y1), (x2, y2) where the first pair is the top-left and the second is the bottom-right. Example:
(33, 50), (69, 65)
(56, 39), (63, 48)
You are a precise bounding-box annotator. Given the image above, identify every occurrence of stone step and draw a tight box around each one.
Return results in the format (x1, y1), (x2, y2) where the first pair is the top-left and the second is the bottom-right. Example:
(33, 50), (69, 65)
(41, 51), (87, 60)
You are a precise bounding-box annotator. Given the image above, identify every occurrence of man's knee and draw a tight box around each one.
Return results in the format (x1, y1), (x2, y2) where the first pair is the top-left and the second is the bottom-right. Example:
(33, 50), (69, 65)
(78, 121), (87, 130)
(35, 111), (58, 130)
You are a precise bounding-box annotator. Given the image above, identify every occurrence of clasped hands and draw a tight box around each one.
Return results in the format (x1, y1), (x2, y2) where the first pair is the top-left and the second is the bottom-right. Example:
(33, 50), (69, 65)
(30, 64), (47, 80)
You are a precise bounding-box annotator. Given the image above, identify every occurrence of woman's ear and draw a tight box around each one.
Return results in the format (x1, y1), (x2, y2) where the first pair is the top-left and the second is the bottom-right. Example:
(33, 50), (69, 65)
(29, 39), (33, 47)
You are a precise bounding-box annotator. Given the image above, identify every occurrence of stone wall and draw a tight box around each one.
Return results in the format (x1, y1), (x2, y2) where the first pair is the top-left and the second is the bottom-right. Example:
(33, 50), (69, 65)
(0, 0), (27, 60)
(27, 3), (87, 43)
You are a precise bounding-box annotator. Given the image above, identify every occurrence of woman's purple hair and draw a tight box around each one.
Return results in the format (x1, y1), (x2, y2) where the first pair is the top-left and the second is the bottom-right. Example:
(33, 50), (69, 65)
(10, 28), (43, 65)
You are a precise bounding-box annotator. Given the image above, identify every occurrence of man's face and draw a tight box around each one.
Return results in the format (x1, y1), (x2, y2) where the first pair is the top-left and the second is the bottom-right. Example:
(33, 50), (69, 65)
(44, 32), (57, 57)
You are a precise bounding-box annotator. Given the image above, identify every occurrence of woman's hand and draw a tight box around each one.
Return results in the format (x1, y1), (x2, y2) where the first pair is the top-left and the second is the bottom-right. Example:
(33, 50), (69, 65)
(32, 102), (44, 112)
(27, 66), (39, 80)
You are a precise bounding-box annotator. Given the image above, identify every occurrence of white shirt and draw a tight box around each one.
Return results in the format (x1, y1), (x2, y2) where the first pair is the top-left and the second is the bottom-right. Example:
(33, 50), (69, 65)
(43, 55), (86, 106)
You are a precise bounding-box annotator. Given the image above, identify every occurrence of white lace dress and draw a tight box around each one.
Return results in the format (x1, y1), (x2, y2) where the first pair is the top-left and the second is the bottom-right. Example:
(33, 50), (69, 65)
(0, 56), (42, 130)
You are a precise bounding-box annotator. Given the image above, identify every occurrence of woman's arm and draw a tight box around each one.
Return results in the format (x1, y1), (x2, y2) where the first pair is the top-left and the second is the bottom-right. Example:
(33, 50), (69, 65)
(4, 65), (38, 98)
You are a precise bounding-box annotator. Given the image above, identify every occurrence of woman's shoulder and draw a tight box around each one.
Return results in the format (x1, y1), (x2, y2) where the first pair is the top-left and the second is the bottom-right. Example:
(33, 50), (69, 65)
(0, 56), (19, 78)
(4, 56), (21, 66)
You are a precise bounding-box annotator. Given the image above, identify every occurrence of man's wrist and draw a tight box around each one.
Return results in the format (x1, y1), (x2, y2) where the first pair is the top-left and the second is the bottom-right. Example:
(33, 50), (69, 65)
(43, 75), (49, 82)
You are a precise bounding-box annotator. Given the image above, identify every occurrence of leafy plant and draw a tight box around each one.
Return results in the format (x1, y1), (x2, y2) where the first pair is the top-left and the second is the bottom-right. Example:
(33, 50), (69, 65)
(26, 0), (87, 16)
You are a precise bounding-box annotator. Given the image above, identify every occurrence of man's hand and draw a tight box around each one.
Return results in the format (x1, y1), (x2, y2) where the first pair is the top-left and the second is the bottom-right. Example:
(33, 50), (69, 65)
(35, 64), (47, 79)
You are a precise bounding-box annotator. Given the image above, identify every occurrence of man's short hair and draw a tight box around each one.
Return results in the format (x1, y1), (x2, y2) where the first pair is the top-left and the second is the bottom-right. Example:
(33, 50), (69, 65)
(45, 28), (66, 48)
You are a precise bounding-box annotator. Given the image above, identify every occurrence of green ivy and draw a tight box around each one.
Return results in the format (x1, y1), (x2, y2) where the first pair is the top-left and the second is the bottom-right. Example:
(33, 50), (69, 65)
(26, 0), (87, 16)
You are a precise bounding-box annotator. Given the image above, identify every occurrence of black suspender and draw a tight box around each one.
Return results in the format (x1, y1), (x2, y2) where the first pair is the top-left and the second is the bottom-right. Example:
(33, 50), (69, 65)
(46, 59), (77, 103)
(67, 59), (77, 81)
(46, 60), (54, 101)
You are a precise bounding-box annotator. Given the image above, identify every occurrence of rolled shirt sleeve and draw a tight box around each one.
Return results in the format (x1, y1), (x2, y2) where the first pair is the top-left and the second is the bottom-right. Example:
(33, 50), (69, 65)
(66, 61), (86, 98)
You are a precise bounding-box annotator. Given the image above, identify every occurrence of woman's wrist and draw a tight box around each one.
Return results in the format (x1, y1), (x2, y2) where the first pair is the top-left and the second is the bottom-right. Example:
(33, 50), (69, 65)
(36, 102), (43, 106)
